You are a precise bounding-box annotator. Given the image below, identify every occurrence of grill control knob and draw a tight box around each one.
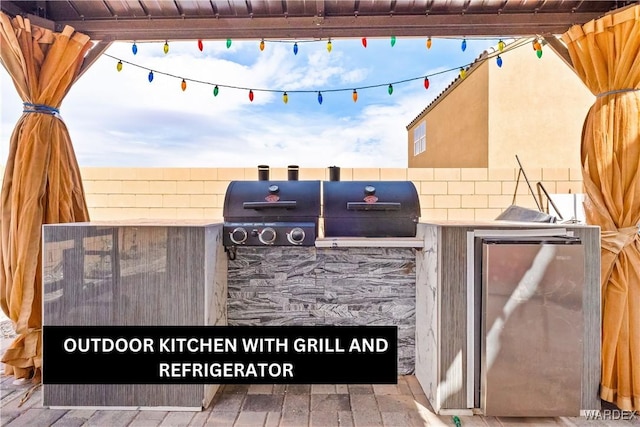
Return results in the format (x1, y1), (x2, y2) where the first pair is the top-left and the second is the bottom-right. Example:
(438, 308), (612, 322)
(364, 185), (376, 196)
(287, 227), (306, 245)
(259, 227), (277, 245)
(229, 227), (248, 245)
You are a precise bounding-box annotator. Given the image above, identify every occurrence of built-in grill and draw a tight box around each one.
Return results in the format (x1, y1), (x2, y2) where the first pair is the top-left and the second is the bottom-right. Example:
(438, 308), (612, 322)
(323, 181), (421, 237)
(223, 166), (321, 246)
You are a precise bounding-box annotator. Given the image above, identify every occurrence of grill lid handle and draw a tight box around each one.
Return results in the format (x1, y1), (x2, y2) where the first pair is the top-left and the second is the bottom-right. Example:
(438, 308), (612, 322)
(243, 201), (297, 209)
(346, 202), (401, 211)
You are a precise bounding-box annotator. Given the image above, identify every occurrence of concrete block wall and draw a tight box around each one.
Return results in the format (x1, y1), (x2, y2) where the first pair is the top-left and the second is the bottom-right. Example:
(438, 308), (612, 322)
(76, 167), (584, 222)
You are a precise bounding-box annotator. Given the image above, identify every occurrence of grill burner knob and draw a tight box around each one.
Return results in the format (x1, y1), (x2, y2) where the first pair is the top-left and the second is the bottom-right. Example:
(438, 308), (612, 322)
(287, 227), (306, 245)
(259, 227), (277, 245)
(268, 185), (279, 194)
(230, 227), (248, 244)
(364, 185), (376, 196)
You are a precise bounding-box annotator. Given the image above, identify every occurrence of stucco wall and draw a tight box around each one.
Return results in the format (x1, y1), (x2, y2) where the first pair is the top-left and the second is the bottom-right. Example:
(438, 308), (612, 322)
(408, 64), (489, 168)
(487, 44), (594, 169)
(69, 167), (583, 222)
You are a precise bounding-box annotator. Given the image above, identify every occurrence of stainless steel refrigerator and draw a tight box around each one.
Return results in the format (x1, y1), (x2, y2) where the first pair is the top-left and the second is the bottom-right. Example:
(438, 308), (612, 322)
(480, 236), (584, 416)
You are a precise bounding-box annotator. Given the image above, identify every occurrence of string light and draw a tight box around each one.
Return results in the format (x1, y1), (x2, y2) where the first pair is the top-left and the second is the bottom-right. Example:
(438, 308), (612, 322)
(282, 92), (288, 104)
(532, 39), (541, 51)
(391, 35), (396, 47)
(116, 60), (123, 72)
(293, 42), (299, 55)
(361, 38), (367, 48)
(226, 38), (232, 49)
(197, 39), (203, 52)
(132, 42), (138, 55)
(181, 79), (187, 91)
(327, 39), (332, 53)
(498, 40), (505, 51)
(426, 37), (432, 49)
(461, 38), (467, 51)
(260, 39), (265, 51)
(106, 37), (532, 104)
(536, 49), (543, 58)
(163, 41), (169, 54)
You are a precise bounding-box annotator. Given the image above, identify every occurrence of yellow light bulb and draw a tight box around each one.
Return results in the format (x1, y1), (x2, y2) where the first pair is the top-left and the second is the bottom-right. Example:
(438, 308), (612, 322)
(163, 41), (169, 54)
(283, 92), (288, 104)
(327, 40), (332, 53)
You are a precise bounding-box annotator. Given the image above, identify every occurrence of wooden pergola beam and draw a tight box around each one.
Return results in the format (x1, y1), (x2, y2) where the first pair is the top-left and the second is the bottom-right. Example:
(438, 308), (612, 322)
(50, 12), (607, 42)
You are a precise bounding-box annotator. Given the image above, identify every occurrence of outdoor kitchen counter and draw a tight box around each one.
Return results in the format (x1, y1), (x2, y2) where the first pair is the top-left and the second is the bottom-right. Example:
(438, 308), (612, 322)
(42, 220), (228, 409)
(415, 221), (601, 415)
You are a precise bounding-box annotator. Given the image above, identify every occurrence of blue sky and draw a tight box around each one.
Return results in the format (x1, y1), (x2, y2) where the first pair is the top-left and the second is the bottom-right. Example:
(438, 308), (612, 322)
(1, 37), (501, 168)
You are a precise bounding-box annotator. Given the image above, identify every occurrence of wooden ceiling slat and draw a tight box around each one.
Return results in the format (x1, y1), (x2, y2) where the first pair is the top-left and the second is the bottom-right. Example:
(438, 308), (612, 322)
(106, 1), (147, 18)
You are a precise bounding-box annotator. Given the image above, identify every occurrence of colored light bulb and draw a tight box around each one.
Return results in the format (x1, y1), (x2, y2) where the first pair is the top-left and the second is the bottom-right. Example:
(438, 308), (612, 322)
(163, 41), (169, 54)
(426, 37), (432, 49)
(388, 84), (393, 95)
(327, 40), (332, 52)
(181, 79), (187, 91)
(424, 77), (430, 90)
(283, 92), (288, 104)
(293, 42), (298, 55)
(260, 39), (265, 51)
(352, 89), (358, 102)
(391, 35), (396, 47)
(498, 39), (505, 51)
(496, 55), (503, 67)
(213, 85), (219, 97)
(248, 90), (254, 102)
(132, 42), (138, 55)
(197, 39), (203, 51)
(317, 92), (323, 105)
(148, 71), (154, 82)
(361, 38), (367, 48)
(226, 38), (232, 49)
(116, 60), (123, 72)
(461, 38), (467, 51)
(536, 49), (543, 58)
(533, 40), (541, 51)
(460, 68), (466, 79)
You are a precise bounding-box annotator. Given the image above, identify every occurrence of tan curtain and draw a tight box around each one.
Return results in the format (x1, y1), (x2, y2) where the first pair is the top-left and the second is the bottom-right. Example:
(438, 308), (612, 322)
(562, 4), (640, 412)
(0, 12), (91, 382)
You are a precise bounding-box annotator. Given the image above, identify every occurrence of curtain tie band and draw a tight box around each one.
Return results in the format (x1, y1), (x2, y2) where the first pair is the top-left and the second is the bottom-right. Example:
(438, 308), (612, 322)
(22, 103), (61, 118)
(596, 88), (640, 97)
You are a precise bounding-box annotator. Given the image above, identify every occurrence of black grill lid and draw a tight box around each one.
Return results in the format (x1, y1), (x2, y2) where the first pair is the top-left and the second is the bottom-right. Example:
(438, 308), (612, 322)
(223, 180), (321, 222)
(323, 181), (420, 237)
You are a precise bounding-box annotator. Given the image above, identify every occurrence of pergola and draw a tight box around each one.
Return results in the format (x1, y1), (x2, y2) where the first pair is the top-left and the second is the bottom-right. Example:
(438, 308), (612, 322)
(1, 0), (638, 412)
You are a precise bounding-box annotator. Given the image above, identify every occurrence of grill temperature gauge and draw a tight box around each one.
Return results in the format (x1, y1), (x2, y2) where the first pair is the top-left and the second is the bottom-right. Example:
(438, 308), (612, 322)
(259, 227), (277, 245)
(287, 227), (306, 245)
